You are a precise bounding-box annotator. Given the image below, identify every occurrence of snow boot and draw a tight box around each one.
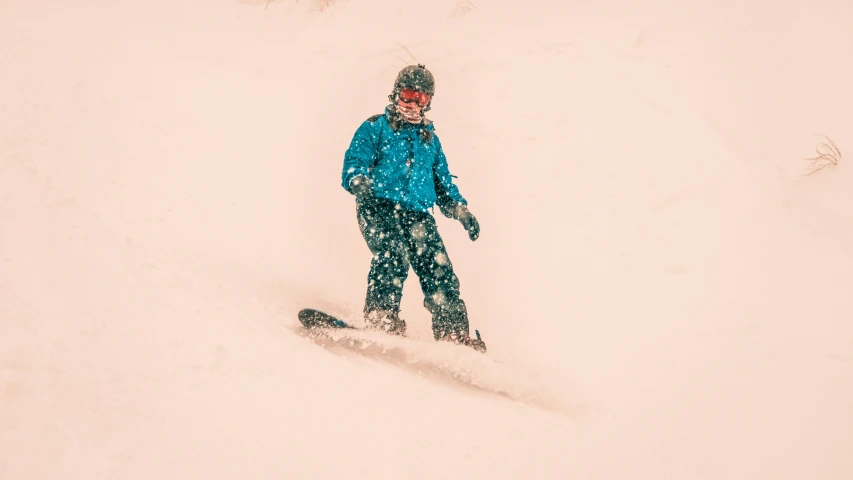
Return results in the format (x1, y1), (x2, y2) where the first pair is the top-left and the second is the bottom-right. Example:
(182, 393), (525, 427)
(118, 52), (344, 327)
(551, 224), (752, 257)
(437, 329), (487, 353)
(364, 310), (407, 336)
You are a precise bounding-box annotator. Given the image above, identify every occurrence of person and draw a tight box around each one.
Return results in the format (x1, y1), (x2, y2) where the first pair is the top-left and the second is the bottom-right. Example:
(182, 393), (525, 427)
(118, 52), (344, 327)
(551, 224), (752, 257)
(340, 64), (486, 352)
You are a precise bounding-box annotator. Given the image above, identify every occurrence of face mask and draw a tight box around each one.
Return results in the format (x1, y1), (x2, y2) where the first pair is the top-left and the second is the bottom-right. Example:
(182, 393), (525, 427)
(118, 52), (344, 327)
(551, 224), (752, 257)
(396, 99), (423, 123)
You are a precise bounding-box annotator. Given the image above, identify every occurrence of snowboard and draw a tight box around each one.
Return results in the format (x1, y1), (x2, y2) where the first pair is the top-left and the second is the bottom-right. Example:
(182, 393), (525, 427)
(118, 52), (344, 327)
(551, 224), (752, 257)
(297, 307), (487, 353)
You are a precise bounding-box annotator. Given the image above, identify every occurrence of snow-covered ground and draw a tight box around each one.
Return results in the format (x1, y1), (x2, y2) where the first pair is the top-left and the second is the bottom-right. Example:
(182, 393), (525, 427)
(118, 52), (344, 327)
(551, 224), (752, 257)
(2, 0), (852, 478)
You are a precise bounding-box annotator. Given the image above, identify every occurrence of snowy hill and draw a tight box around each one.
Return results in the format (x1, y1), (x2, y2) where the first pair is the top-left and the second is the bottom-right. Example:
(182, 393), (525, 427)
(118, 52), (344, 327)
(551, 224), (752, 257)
(2, 0), (852, 478)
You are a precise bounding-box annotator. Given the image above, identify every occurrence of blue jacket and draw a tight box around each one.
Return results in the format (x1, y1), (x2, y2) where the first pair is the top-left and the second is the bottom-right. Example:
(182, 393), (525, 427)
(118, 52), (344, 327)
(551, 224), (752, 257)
(341, 105), (467, 214)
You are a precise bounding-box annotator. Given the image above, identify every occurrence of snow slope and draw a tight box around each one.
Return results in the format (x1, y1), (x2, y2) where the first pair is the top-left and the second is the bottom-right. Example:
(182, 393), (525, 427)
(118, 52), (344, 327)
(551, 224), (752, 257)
(2, 0), (852, 478)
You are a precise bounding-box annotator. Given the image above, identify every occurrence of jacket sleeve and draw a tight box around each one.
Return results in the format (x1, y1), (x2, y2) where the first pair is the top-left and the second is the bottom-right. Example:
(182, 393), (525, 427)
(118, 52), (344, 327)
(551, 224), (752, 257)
(341, 120), (379, 192)
(432, 135), (468, 217)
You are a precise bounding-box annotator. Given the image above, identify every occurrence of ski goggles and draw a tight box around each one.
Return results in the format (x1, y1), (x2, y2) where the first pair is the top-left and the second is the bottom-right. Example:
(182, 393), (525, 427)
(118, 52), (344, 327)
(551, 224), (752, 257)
(398, 88), (431, 107)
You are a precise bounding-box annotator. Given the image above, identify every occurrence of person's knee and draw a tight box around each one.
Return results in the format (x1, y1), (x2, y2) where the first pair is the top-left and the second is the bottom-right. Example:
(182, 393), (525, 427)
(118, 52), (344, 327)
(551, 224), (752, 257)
(371, 237), (410, 266)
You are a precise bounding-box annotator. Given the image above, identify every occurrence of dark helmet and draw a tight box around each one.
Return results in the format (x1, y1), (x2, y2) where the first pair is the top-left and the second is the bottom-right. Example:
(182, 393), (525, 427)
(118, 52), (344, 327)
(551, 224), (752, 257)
(389, 64), (435, 101)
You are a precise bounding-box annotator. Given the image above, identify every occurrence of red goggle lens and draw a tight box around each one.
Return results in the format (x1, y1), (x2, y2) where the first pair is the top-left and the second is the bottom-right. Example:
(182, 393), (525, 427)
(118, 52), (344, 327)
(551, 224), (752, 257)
(398, 88), (431, 107)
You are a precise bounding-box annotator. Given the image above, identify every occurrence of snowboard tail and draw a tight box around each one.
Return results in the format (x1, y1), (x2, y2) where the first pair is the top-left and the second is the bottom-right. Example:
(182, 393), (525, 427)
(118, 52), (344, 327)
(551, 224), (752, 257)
(298, 308), (354, 330)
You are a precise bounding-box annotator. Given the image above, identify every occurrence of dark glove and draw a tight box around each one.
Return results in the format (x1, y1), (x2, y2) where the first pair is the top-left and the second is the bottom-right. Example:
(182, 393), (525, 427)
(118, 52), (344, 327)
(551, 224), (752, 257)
(349, 175), (374, 201)
(455, 205), (479, 242)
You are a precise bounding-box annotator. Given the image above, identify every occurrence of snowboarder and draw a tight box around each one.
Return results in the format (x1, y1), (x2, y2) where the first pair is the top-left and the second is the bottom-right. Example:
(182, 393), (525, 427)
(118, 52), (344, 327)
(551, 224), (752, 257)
(341, 64), (486, 352)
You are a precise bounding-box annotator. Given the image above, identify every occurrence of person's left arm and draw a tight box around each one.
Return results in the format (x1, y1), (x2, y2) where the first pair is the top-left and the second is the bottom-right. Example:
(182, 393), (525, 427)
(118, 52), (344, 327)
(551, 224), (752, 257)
(432, 136), (479, 241)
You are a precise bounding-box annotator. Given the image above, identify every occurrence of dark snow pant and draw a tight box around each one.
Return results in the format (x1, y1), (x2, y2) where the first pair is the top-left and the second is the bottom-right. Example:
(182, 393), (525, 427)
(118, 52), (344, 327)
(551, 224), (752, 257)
(356, 198), (469, 340)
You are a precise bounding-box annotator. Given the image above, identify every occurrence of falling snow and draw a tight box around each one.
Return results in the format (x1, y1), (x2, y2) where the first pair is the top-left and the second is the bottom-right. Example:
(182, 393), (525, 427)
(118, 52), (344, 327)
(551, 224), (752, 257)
(1, 0), (852, 479)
